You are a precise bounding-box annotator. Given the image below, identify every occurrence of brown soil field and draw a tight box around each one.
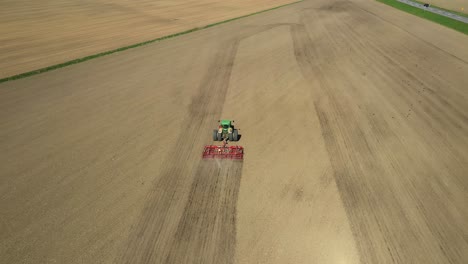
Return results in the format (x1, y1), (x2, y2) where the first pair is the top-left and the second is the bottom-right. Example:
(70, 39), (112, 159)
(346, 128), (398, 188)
(1, 0), (468, 263)
(0, 0), (296, 79)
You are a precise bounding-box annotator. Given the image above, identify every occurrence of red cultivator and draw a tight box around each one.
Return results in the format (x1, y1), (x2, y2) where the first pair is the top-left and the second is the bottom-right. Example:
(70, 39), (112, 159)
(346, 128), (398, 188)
(202, 143), (244, 160)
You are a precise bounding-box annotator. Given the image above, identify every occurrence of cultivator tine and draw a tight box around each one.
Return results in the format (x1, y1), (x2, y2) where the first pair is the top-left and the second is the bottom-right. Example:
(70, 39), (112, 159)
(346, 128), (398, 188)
(202, 145), (244, 160)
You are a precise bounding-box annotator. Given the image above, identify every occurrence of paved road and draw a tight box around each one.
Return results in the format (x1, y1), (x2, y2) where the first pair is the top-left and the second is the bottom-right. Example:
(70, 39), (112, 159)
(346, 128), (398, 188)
(398, 0), (468, 23)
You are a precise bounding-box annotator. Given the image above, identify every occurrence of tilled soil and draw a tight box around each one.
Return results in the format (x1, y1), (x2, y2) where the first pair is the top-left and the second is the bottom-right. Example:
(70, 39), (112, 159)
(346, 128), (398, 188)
(0, 0), (296, 79)
(1, 0), (467, 263)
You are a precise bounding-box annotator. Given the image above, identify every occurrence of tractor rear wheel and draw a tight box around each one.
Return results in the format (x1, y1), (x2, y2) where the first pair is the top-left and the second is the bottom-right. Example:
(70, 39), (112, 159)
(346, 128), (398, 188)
(213, 130), (218, 141)
(233, 129), (239, 141)
(217, 133), (222, 141)
(228, 132), (233, 141)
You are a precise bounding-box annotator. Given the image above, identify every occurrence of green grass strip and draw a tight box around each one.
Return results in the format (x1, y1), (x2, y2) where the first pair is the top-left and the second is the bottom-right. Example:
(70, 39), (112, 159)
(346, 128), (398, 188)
(0, 1), (302, 84)
(411, 0), (468, 18)
(376, 0), (468, 35)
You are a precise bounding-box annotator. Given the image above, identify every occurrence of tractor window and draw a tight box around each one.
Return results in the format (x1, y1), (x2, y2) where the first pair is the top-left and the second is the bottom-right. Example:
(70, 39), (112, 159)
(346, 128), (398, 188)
(223, 125), (229, 129)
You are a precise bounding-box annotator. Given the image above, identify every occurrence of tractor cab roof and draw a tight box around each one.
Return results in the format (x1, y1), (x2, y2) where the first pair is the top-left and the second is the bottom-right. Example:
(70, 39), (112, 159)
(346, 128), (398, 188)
(220, 120), (231, 126)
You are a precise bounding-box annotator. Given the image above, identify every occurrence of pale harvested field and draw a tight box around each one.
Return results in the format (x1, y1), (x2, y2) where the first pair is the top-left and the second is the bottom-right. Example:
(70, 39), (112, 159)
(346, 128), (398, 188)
(1, 0), (468, 263)
(0, 0), (295, 79)
(426, 0), (468, 13)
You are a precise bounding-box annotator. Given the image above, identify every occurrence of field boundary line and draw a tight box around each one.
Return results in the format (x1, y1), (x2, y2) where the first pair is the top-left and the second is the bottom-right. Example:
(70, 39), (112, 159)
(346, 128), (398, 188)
(397, 0), (468, 23)
(0, 1), (302, 84)
(376, 0), (468, 35)
(351, 0), (468, 64)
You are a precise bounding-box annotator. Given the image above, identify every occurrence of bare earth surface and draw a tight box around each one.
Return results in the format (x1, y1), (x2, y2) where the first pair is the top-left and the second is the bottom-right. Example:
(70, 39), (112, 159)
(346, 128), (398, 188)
(1, 0), (468, 263)
(0, 0), (295, 79)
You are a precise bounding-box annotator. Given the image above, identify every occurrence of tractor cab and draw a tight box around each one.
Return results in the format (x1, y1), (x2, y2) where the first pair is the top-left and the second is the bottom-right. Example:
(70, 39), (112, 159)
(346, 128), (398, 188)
(220, 120), (232, 130)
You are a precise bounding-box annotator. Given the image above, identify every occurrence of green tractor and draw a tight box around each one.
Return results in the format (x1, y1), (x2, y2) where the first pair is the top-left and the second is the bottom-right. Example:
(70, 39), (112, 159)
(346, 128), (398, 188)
(213, 119), (239, 142)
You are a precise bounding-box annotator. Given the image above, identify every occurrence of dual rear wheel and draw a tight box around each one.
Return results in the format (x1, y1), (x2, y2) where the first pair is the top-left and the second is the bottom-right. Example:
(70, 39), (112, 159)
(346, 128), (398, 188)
(231, 129), (239, 141)
(213, 129), (239, 141)
(213, 130), (222, 141)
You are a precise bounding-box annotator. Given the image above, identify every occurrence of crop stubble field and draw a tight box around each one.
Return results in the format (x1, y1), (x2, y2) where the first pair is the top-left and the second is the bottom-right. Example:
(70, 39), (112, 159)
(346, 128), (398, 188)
(1, 0), (468, 263)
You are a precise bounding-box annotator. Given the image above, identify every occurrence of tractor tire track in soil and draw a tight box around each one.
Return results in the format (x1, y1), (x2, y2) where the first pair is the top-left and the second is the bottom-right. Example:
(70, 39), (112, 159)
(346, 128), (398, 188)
(291, 6), (468, 263)
(291, 12), (395, 264)
(118, 40), (241, 264)
(118, 24), (297, 264)
(2, 0), (468, 263)
(166, 160), (243, 264)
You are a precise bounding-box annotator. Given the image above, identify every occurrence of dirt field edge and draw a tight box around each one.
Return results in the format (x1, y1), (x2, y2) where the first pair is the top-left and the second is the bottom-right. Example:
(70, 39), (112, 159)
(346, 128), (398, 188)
(0, 0), (302, 85)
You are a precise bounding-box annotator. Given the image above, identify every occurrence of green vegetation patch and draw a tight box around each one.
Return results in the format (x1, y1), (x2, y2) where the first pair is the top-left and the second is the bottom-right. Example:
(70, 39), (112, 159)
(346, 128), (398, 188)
(411, 0), (468, 18)
(376, 0), (468, 35)
(0, 1), (302, 84)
